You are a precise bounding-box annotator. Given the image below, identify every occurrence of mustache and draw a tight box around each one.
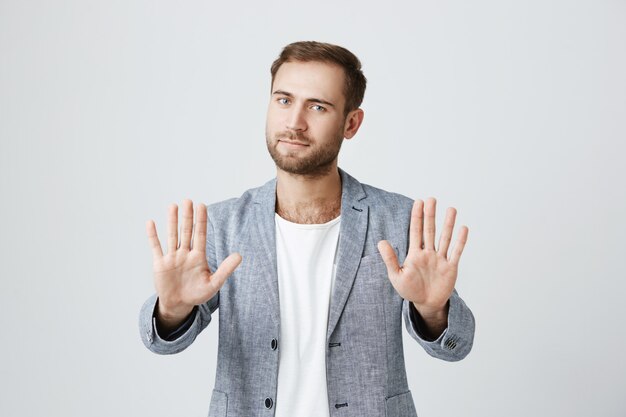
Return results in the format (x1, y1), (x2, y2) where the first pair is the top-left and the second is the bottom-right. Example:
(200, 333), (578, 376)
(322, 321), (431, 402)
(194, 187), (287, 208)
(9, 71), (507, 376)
(276, 131), (311, 144)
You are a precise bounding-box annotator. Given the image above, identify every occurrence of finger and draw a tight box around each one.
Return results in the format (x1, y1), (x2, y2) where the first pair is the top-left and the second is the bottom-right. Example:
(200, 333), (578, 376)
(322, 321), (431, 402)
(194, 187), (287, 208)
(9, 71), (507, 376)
(209, 253), (243, 293)
(191, 203), (207, 253)
(167, 203), (178, 254)
(377, 240), (401, 277)
(146, 220), (163, 258)
(449, 226), (469, 266)
(423, 197), (437, 250)
(408, 200), (424, 254)
(179, 199), (194, 250)
(437, 207), (457, 258)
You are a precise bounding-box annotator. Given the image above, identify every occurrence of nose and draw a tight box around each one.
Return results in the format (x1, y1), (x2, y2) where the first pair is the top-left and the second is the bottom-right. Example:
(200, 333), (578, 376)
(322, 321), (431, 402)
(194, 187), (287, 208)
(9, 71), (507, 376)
(286, 105), (307, 132)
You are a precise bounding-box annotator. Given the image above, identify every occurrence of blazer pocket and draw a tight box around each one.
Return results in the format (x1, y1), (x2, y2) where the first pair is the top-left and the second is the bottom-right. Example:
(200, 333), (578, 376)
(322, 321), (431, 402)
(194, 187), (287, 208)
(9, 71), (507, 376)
(359, 251), (384, 268)
(385, 390), (418, 417)
(352, 247), (398, 306)
(208, 389), (228, 417)
(359, 245), (398, 268)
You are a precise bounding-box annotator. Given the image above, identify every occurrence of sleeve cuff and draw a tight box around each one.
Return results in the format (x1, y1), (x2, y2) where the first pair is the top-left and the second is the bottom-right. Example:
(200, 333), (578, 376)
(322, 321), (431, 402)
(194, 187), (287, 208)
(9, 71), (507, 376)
(403, 289), (475, 361)
(408, 301), (448, 343)
(139, 293), (206, 355)
(153, 303), (198, 342)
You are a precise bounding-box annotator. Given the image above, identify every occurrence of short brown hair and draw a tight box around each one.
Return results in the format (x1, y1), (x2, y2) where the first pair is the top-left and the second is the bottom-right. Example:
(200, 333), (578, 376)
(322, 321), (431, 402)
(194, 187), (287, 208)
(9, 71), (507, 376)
(270, 41), (367, 117)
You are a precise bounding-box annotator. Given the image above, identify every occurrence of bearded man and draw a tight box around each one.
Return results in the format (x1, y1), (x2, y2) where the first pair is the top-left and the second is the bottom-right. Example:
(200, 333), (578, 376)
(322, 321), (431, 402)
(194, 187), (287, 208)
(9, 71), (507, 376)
(140, 40), (475, 417)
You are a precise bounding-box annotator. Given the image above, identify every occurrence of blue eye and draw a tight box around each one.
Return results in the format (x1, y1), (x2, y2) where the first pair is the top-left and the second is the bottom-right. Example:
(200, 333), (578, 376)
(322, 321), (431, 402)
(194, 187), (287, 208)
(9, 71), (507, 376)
(278, 98), (289, 105)
(311, 104), (326, 112)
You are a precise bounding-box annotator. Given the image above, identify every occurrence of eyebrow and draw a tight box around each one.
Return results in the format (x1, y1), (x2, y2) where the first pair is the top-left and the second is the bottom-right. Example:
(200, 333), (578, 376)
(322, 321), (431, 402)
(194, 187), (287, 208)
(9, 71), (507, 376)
(272, 90), (336, 108)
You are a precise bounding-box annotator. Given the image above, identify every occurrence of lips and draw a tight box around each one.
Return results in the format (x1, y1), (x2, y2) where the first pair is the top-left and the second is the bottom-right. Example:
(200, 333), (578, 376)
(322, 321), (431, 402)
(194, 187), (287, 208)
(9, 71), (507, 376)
(276, 132), (310, 146)
(279, 140), (308, 146)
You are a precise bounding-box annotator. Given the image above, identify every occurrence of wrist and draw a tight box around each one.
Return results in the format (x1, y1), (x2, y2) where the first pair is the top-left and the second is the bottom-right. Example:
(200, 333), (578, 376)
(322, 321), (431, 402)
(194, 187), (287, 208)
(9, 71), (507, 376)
(412, 301), (448, 320)
(411, 300), (449, 341)
(156, 298), (194, 326)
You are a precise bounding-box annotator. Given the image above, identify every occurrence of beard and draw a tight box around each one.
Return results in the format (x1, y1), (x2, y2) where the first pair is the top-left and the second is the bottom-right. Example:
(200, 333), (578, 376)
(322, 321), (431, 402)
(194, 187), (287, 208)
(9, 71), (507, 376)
(265, 129), (344, 178)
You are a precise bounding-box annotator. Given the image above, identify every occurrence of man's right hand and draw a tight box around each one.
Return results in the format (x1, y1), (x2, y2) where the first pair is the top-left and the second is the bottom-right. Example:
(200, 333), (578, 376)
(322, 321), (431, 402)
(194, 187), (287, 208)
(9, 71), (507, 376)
(146, 199), (242, 332)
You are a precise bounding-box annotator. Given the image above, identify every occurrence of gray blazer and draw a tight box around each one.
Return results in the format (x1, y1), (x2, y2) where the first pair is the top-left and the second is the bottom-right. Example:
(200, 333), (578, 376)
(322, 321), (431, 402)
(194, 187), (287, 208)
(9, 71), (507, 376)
(139, 168), (475, 417)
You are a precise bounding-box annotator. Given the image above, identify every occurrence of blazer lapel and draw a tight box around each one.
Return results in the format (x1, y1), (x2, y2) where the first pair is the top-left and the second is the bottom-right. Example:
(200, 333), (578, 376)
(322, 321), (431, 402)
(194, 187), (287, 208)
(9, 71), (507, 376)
(326, 168), (368, 340)
(252, 176), (281, 328)
(250, 168), (369, 335)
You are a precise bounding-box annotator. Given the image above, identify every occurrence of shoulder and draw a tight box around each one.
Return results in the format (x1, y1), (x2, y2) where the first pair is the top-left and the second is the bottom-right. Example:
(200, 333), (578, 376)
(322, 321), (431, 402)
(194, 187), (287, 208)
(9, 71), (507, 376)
(205, 179), (272, 225)
(348, 176), (415, 256)
(340, 168), (414, 211)
(360, 181), (414, 212)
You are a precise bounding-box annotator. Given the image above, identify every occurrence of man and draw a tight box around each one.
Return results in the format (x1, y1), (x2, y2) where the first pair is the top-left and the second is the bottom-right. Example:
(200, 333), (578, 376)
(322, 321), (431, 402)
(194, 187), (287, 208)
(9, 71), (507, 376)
(139, 41), (475, 417)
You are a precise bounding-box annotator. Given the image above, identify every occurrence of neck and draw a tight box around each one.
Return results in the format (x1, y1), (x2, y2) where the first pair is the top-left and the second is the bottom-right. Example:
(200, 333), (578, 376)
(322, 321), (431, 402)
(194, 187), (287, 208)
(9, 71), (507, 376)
(275, 166), (342, 224)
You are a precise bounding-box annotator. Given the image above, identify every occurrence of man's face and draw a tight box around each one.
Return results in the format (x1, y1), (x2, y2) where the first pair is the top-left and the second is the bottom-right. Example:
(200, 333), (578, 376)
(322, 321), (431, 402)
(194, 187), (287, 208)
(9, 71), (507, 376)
(265, 60), (348, 177)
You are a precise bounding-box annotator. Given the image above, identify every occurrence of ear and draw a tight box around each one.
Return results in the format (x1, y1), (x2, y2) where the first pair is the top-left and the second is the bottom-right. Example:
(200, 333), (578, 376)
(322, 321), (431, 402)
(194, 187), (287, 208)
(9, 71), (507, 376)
(343, 108), (365, 140)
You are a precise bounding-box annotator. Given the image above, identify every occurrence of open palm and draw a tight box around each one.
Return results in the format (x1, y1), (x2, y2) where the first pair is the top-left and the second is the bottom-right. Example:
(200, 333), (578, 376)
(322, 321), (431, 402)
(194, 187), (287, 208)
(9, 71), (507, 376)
(146, 200), (241, 323)
(377, 198), (468, 315)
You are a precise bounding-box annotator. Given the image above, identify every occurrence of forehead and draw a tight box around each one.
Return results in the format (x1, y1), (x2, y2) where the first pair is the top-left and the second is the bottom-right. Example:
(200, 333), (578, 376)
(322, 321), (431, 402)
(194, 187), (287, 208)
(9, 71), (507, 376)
(273, 61), (345, 105)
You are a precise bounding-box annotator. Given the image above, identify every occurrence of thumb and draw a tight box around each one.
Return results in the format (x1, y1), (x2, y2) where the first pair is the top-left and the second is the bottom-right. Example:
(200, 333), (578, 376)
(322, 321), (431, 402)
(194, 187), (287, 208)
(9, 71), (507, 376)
(210, 252), (243, 290)
(377, 240), (400, 277)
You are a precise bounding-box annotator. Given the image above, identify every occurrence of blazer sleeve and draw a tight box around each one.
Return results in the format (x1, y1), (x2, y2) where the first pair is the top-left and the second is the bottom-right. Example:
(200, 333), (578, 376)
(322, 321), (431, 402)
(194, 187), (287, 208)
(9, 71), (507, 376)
(138, 205), (220, 355)
(138, 292), (218, 355)
(402, 288), (475, 361)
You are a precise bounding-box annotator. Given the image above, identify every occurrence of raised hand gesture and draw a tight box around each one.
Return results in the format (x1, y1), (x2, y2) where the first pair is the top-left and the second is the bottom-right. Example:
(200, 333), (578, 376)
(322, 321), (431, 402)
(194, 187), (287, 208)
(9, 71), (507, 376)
(377, 198), (468, 336)
(146, 199), (242, 330)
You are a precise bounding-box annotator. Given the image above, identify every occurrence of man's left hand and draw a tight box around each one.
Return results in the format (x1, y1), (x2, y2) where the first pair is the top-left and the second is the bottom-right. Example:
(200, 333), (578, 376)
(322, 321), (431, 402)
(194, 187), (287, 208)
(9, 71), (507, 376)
(377, 198), (468, 329)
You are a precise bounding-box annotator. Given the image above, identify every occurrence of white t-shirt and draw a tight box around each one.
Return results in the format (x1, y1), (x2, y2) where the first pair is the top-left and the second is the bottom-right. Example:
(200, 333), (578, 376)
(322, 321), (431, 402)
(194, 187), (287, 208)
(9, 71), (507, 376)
(274, 213), (341, 417)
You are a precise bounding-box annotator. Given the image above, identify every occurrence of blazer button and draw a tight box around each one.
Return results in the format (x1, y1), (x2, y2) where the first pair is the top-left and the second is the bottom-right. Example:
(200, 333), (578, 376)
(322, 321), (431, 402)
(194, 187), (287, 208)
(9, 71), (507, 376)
(271, 338), (278, 350)
(444, 338), (458, 350)
(264, 397), (274, 409)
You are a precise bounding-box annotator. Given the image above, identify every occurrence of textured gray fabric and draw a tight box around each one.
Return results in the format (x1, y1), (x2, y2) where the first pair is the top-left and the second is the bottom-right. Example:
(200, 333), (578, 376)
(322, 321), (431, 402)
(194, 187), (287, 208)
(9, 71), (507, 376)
(139, 168), (475, 416)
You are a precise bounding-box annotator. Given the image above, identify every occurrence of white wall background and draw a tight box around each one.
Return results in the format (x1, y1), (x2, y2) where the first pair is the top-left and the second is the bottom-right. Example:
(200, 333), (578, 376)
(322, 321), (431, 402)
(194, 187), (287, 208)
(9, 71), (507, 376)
(1, 0), (624, 416)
